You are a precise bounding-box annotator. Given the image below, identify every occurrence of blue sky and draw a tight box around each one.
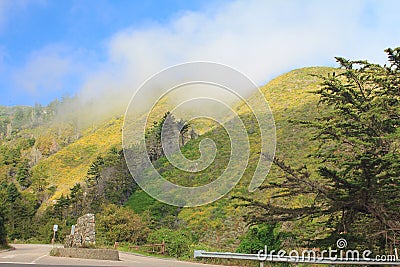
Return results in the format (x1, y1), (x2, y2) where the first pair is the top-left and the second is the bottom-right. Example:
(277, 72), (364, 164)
(1, 0), (400, 106)
(0, 0), (209, 105)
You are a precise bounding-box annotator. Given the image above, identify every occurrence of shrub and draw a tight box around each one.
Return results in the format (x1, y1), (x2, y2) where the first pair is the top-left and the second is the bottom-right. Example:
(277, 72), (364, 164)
(147, 228), (193, 258)
(96, 204), (150, 246)
(236, 223), (283, 254)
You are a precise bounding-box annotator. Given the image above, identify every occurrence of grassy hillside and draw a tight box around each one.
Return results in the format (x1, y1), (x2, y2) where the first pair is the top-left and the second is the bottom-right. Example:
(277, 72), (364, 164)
(126, 66), (337, 249)
(4, 64), (395, 257)
(6, 66), (336, 248)
(31, 97), (174, 201)
(33, 117), (123, 200)
(25, 65), (335, 236)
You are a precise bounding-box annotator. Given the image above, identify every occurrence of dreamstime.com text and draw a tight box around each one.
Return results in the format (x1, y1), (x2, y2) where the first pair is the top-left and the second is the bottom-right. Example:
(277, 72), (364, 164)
(257, 239), (399, 262)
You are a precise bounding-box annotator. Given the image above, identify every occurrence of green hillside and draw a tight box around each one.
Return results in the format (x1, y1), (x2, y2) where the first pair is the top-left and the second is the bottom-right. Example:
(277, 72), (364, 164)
(126, 66), (336, 249)
(39, 67), (335, 243)
(5, 67), (331, 205)
(0, 66), (337, 255)
(33, 117), (123, 201)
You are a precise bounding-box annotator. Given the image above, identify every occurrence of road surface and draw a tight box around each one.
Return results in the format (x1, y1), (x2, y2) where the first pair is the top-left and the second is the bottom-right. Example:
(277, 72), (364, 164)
(0, 244), (225, 267)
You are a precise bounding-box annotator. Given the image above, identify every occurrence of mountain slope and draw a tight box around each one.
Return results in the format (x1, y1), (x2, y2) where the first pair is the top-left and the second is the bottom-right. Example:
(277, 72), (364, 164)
(126, 66), (337, 248)
(33, 117), (123, 200)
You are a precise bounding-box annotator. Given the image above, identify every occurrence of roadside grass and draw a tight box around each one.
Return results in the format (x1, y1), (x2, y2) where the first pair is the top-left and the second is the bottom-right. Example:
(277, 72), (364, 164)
(0, 245), (12, 250)
(117, 242), (174, 259)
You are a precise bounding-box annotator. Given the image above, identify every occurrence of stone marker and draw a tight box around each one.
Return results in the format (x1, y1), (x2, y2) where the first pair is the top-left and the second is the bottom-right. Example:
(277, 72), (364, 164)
(64, 213), (95, 248)
(55, 213), (119, 261)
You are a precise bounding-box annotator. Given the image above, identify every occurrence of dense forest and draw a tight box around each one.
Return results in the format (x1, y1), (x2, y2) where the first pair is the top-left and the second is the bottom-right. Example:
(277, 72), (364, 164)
(1, 48), (399, 261)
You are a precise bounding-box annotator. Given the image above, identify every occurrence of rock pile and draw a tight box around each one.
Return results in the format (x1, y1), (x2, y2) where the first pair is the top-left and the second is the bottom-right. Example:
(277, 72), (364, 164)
(64, 213), (95, 248)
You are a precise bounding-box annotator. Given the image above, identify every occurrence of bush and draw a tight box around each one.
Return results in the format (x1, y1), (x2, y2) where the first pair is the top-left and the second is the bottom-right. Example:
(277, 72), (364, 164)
(236, 223), (283, 254)
(96, 204), (150, 246)
(147, 228), (193, 258)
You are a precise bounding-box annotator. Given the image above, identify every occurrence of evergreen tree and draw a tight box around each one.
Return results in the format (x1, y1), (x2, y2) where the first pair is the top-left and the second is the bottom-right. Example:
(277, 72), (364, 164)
(0, 210), (6, 247)
(15, 160), (31, 188)
(69, 183), (83, 217)
(0, 187), (8, 247)
(31, 166), (49, 193)
(240, 47), (400, 251)
(85, 148), (137, 210)
(85, 155), (104, 213)
(176, 119), (190, 147)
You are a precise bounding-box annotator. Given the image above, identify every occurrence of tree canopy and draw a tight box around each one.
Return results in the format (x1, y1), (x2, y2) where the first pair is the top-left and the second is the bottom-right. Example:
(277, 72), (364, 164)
(240, 47), (400, 252)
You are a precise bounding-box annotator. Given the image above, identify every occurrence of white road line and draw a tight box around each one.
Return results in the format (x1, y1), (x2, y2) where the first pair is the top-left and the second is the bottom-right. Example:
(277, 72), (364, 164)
(123, 259), (140, 263)
(0, 262), (33, 265)
(30, 253), (48, 264)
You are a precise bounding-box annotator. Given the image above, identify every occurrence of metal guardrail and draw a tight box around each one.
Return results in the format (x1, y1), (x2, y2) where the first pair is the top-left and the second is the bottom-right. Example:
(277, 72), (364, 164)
(194, 250), (400, 266)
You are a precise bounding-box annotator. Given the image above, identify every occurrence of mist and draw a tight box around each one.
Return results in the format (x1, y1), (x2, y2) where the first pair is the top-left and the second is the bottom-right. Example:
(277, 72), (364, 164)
(41, 0), (400, 127)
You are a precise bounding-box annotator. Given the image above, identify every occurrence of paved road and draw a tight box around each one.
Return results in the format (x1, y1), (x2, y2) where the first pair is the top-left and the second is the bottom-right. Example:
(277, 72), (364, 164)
(0, 244), (225, 267)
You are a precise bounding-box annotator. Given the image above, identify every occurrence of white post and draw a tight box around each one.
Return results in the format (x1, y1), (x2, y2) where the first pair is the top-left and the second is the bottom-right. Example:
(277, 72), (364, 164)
(52, 230), (56, 247)
(52, 224), (58, 248)
(259, 261), (264, 267)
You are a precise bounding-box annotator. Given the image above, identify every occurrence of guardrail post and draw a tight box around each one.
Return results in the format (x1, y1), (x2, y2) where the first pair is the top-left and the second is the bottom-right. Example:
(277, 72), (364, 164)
(194, 250), (205, 258)
(260, 261), (264, 267)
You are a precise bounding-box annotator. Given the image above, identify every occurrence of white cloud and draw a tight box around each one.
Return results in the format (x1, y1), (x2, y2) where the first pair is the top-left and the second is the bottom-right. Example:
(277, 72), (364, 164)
(12, 44), (86, 96)
(52, 0), (400, 120)
(5, 0), (400, 110)
(13, 45), (69, 94)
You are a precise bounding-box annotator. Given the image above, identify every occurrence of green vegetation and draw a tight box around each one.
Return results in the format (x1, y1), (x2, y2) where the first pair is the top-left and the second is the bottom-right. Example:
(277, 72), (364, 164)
(96, 204), (149, 246)
(147, 228), (194, 258)
(240, 48), (400, 252)
(236, 223), (287, 254)
(0, 65), (337, 252)
(124, 65), (337, 252)
(0, 47), (398, 262)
